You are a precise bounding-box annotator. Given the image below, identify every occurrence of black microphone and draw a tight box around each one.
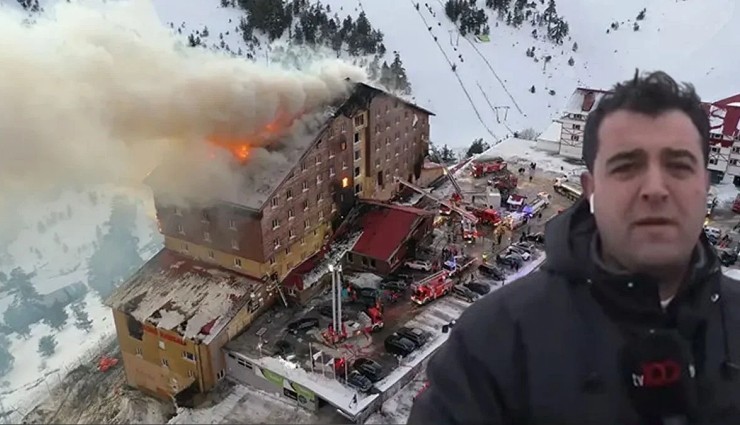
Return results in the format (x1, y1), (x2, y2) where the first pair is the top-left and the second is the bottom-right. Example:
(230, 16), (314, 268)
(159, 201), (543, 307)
(620, 329), (699, 423)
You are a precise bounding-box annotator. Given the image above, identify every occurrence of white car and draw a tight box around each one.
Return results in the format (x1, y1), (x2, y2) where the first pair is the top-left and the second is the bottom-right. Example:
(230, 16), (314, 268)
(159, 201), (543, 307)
(405, 260), (432, 271)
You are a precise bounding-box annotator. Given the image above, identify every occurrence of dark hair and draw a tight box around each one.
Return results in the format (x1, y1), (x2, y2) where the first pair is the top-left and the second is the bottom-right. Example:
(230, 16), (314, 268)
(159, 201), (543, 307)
(582, 70), (709, 172)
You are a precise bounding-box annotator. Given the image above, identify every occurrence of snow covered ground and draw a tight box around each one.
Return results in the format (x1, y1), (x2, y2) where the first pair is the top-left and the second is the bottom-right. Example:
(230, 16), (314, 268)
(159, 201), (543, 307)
(0, 185), (161, 416)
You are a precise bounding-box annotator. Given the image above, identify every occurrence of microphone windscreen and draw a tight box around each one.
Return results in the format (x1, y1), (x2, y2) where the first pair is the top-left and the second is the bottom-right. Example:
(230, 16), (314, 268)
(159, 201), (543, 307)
(620, 329), (698, 419)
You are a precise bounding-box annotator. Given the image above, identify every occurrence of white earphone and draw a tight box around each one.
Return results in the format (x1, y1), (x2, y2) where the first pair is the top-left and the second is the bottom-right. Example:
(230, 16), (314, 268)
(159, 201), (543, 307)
(589, 193), (595, 214)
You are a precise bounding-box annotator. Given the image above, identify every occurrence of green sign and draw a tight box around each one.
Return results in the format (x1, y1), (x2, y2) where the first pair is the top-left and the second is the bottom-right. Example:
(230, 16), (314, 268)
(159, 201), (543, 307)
(290, 381), (316, 403)
(260, 367), (285, 388)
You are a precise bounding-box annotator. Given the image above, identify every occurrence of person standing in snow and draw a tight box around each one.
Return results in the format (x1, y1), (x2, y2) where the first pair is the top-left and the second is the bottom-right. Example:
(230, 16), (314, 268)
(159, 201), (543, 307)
(408, 71), (740, 425)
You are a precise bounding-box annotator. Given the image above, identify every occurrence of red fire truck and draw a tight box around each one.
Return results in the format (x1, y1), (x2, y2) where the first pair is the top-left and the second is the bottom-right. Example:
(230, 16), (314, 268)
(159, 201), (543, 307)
(410, 271), (454, 305)
(472, 158), (507, 178)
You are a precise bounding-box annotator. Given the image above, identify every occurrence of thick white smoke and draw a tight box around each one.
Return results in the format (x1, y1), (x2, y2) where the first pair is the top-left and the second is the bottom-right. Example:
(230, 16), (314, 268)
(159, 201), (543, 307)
(0, 0), (367, 205)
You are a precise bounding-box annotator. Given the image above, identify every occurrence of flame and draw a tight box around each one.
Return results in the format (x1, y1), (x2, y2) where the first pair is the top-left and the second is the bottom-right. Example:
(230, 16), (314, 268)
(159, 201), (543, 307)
(207, 110), (296, 163)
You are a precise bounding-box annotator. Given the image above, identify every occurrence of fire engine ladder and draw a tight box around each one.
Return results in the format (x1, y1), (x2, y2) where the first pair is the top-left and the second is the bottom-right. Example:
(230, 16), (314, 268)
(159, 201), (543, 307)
(442, 166), (464, 198)
(415, 270), (449, 287)
(395, 178), (479, 224)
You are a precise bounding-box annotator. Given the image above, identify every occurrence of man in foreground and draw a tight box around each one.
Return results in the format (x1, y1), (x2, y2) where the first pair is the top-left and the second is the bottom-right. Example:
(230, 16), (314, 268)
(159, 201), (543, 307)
(408, 71), (740, 425)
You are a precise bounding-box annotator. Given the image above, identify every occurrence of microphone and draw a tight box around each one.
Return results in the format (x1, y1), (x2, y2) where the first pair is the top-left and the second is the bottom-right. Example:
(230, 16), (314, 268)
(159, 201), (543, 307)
(620, 329), (698, 423)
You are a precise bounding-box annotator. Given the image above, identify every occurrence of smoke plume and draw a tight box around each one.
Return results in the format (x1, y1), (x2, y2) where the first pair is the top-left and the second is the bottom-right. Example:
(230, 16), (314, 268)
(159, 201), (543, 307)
(0, 0), (367, 205)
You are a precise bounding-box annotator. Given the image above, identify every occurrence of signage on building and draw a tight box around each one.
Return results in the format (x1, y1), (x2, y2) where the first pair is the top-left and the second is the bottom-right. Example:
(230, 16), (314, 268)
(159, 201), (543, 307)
(257, 366), (316, 407)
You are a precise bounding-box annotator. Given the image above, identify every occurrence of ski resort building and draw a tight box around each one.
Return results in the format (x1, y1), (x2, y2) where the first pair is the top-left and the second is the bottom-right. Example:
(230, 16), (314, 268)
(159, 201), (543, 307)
(145, 82), (433, 285)
(107, 82), (434, 404)
(545, 87), (740, 183)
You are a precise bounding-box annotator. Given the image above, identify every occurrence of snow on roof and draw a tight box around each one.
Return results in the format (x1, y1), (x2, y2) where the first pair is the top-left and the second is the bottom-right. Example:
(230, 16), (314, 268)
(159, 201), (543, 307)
(537, 120), (562, 142)
(345, 272), (383, 289)
(106, 249), (263, 343)
(564, 88), (609, 114)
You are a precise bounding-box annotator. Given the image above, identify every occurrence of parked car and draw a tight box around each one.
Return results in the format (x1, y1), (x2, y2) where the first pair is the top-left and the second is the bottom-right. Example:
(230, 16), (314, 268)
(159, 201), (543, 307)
(405, 259), (432, 271)
(379, 280), (410, 292)
(506, 245), (531, 261)
(464, 281), (491, 295)
(286, 317), (319, 334)
(353, 357), (385, 382)
(452, 285), (480, 303)
(395, 326), (430, 348)
(523, 232), (545, 244)
(478, 262), (506, 281)
(496, 254), (523, 268)
(345, 370), (373, 393)
(384, 334), (417, 357)
(357, 287), (380, 298)
(273, 340), (295, 360)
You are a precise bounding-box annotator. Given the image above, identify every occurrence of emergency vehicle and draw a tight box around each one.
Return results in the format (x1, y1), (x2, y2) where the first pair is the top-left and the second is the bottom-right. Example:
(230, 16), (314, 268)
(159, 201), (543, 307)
(410, 271), (454, 305)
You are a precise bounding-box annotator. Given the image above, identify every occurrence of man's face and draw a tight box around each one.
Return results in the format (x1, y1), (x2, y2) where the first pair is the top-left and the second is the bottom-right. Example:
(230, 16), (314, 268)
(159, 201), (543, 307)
(582, 109), (709, 272)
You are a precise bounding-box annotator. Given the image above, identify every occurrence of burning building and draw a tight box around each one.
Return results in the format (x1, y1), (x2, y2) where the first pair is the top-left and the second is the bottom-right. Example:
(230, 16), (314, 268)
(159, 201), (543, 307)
(105, 82), (433, 403)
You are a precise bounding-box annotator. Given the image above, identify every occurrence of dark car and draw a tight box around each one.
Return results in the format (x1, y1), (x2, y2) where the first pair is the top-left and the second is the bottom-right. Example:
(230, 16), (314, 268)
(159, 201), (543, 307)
(379, 280), (410, 292)
(452, 285), (479, 303)
(396, 326), (430, 348)
(464, 281), (491, 295)
(317, 305), (349, 321)
(719, 249), (738, 266)
(353, 357), (385, 382)
(273, 340), (295, 359)
(287, 317), (319, 334)
(357, 287), (379, 298)
(478, 262), (506, 281)
(345, 370), (373, 393)
(523, 232), (545, 244)
(384, 334), (416, 357)
(496, 254), (522, 268)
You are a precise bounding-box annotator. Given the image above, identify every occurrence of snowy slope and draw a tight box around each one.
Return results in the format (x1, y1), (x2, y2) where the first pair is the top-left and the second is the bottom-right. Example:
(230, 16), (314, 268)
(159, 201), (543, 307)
(144, 0), (740, 150)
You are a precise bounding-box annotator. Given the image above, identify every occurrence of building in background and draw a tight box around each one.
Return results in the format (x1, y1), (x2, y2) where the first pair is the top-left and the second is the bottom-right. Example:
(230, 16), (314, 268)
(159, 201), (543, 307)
(543, 87), (740, 184)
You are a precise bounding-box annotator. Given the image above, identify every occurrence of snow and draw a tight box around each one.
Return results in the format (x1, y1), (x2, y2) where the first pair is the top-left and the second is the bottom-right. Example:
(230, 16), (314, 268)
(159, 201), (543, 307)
(345, 272), (383, 289)
(723, 268), (740, 281)
(105, 250), (261, 343)
(537, 120), (562, 142)
(481, 137), (585, 176)
(0, 185), (159, 415)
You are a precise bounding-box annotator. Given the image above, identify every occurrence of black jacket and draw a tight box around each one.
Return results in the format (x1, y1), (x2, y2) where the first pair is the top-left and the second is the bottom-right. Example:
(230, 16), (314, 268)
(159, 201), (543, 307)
(408, 199), (740, 425)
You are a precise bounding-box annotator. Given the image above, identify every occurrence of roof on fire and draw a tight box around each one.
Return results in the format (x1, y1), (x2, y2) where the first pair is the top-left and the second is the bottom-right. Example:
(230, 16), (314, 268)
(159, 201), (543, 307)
(145, 82), (434, 211)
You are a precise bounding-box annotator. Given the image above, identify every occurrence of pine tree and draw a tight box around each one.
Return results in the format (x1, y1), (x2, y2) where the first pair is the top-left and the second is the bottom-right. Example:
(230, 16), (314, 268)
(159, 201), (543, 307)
(43, 302), (69, 331)
(390, 53), (412, 94)
(71, 301), (93, 333)
(0, 268), (41, 303)
(543, 0), (557, 24)
(38, 335), (57, 358)
(0, 335), (13, 377)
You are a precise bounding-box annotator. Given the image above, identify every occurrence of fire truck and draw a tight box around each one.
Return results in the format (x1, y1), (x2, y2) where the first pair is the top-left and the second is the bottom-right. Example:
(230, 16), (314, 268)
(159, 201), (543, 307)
(471, 207), (501, 226)
(472, 157), (507, 178)
(553, 177), (583, 201)
(410, 271), (454, 305)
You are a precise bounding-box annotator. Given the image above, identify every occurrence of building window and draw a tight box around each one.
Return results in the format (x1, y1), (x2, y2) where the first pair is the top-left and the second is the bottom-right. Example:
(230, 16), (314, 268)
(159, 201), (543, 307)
(177, 224), (184, 234)
(183, 351), (196, 362)
(304, 219), (310, 229)
(330, 166), (335, 176)
(573, 124), (581, 130)
(301, 161), (306, 171)
(286, 189), (293, 200)
(183, 243), (189, 252)
(342, 160), (348, 169)
(234, 258), (242, 268)
(158, 340), (166, 350)
(289, 229), (295, 239)
(355, 183), (362, 194)
(269, 257), (276, 265)
(273, 238), (280, 249)
(288, 209), (294, 220)
(302, 199), (309, 211)
(315, 156), (321, 165)
(711, 146), (720, 153)
(354, 114), (365, 127)
(174, 207), (182, 216)
(355, 167), (361, 177)
(302, 181), (308, 191)
(317, 138), (323, 146)
(201, 210), (210, 223)
(341, 140), (347, 151)
(342, 177), (349, 188)
(732, 146), (740, 154)
(300, 237), (306, 245)
(285, 246), (291, 255)
(208, 250), (215, 259)
(187, 370), (195, 378)
(354, 150), (361, 161)
(272, 219), (280, 229)
(231, 239), (239, 250)
(329, 150), (335, 158)
(135, 347), (143, 356)
(354, 132), (360, 144)
(317, 192), (323, 203)
(319, 210), (324, 220)
(316, 174), (322, 184)
(161, 358), (169, 368)
(271, 197), (278, 208)
(203, 231), (211, 242)
(570, 135), (580, 141)
(228, 219), (236, 230)
(709, 158), (719, 165)
(385, 137), (390, 145)
(217, 369), (225, 380)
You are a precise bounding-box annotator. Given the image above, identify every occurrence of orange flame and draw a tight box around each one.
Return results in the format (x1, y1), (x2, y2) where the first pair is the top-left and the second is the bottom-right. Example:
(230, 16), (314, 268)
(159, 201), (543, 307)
(207, 109), (303, 162)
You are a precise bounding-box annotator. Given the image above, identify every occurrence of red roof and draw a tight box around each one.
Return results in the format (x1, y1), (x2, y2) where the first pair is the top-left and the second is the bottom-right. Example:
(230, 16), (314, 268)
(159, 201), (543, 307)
(352, 204), (433, 262)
